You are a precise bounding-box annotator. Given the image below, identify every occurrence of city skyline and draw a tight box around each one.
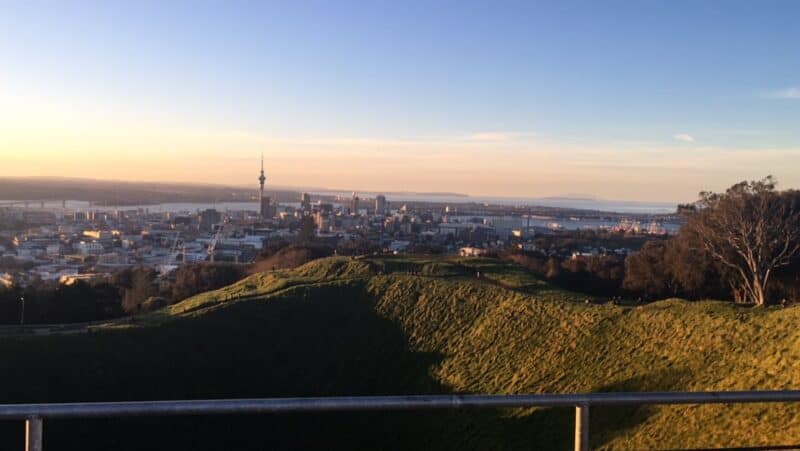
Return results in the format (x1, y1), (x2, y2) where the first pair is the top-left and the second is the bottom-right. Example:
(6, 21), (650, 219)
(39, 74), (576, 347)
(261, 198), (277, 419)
(2, 1), (800, 202)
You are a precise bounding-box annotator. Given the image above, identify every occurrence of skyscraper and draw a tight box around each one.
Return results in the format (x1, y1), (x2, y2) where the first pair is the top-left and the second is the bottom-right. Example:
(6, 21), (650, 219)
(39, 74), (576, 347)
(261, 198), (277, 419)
(199, 209), (221, 232)
(350, 192), (359, 215)
(375, 194), (387, 216)
(301, 192), (311, 211)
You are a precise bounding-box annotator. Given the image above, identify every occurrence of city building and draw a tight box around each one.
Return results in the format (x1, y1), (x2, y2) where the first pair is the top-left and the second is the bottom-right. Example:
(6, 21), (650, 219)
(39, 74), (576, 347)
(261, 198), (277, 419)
(76, 241), (105, 255)
(0, 172), (681, 287)
(260, 196), (274, 219)
(488, 216), (523, 241)
(375, 194), (387, 216)
(350, 192), (360, 215)
(82, 230), (112, 240)
(301, 192), (312, 211)
(198, 209), (221, 232)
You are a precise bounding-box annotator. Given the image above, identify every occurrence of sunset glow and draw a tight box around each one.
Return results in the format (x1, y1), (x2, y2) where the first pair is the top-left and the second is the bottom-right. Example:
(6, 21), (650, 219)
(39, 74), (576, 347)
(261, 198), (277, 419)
(2, 1), (799, 202)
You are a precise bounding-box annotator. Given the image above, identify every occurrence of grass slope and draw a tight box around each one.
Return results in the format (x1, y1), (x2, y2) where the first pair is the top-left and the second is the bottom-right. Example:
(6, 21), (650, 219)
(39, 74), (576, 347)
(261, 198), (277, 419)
(2, 256), (799, 449)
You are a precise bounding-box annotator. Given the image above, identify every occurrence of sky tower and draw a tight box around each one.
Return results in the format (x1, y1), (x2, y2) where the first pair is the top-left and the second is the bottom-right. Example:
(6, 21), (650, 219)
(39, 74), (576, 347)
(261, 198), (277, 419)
(258, 154), (269, 218)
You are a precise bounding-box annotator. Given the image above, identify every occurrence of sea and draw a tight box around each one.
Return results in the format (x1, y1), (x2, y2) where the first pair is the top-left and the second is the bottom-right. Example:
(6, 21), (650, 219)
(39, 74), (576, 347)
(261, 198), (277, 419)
(307, 191), (677, 214)
(1, 195), (677, 216)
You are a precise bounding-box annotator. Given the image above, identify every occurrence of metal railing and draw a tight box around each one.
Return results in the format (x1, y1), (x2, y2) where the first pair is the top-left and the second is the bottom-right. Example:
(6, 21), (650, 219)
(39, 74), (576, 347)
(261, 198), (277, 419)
(6, 390), (800, 451)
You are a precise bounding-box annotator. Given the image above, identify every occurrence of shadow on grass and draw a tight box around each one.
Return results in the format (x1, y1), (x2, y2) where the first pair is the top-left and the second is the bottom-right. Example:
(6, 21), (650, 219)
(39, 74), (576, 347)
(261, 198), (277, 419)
(588, 369), (691, 447)
(436, 368), (694, 450)
(0, 279), (694, 450)
(0, 280), (451, 450)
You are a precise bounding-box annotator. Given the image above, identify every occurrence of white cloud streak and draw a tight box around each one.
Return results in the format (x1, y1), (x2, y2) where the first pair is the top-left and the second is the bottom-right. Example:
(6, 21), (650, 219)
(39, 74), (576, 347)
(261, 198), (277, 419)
(767, 87), (800, 99)
(460, 131), (537, 142)
(673, 134), (695, 143)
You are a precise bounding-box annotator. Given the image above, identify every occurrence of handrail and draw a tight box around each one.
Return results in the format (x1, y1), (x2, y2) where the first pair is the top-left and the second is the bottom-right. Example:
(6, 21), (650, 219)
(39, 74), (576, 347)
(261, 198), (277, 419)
(4, 390), (800, 418)
(8, 390), (800, 451)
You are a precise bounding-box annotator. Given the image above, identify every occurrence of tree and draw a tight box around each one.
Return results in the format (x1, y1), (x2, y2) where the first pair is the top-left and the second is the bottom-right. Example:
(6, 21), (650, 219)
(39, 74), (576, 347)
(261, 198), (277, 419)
(684, 176), (800, 306)
(250, 243), (334, 273)
(664, 228), (725, 300)
(560, 255), (625, 296)
(623, 241), (673, 298)
(171, 263), (247, 302)
(121, 267), (157, 314)
(256, 239), (292, 260)
(336, 237), (380, 256)
(545, 257), (562, 279)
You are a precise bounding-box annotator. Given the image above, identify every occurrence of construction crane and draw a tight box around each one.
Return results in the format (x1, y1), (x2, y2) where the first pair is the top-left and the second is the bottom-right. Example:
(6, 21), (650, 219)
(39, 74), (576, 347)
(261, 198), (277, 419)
(167, 232), (181, 261)
(157, 232), (181, 275)
(208, 223), (225, 263)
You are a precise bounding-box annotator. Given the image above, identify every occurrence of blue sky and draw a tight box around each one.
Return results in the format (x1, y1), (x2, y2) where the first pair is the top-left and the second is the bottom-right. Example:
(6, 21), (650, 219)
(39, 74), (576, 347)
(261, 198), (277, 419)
(1, 0), (799, 201)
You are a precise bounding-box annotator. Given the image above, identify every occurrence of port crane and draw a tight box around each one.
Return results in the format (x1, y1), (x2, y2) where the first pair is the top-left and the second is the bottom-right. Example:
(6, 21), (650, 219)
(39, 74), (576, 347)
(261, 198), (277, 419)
(208, 223), (225, 263)
(157, 231), (182, 275)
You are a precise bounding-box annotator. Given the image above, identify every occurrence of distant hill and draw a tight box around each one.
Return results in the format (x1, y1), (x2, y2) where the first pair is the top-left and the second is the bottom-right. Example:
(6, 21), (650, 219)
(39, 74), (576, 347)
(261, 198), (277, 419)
(0, 177), (469, 205)
(0, 256), (798, 449)
(0, 176), (307, 204)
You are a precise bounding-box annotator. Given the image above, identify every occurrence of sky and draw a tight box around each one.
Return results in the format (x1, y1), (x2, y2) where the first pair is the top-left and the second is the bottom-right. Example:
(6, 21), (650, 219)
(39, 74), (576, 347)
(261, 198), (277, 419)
(1, 0), (799, 203)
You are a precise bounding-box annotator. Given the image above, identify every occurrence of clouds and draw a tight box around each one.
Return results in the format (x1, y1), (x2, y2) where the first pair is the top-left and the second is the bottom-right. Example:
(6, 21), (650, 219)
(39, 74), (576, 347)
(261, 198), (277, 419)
(673, 134), (695, 143)
(766, 87), (800, 99)
(460, 131), (536, 142)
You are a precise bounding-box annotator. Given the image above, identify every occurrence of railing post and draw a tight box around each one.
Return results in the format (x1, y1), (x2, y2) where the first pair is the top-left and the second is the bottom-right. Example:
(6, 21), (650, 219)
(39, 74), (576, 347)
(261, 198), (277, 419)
(574, 404), (589, 451)
(25, 416), (42, 451)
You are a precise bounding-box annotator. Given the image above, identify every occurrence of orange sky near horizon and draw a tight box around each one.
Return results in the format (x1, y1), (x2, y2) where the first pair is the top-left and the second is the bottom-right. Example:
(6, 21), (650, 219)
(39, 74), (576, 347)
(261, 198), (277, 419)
(4, 123), (799, 203)
(3, 2), (800, 204)
(2, 90), (798, 203)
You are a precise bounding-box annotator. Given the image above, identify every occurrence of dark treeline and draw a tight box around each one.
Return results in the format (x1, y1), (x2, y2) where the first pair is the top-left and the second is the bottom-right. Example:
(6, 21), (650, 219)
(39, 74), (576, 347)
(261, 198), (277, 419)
(506, 229), (724, 301)
(621, 235), (727, 301)
(622, 189), (800, 305)
(0, 263), (248, 324)
(508, 227), (799, 304)
(505, 229), (650, 297)
(506, 252), (626, 297)
(0, 279), (123, 325)
(624, 242), (800, 304)
(511, 177), (800, 306)
(623, 177), (800, 305)
(249, 235), (381, 273)
(250, 240), (334, 273)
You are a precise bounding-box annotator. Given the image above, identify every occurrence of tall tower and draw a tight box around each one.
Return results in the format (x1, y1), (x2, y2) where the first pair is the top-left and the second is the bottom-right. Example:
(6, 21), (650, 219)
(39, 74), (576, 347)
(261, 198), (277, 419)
(258, 154), (269, 218)
(350, 192), (359, 215)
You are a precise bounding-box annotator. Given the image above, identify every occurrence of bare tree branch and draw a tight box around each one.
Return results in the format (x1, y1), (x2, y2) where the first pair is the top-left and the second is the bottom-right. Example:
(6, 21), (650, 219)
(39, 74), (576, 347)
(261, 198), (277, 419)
(685, 177), (800, 306)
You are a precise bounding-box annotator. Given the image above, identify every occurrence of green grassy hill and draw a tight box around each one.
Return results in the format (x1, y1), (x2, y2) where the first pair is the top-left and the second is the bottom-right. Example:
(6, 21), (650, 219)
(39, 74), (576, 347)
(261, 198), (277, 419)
(2, 256), (799, 449)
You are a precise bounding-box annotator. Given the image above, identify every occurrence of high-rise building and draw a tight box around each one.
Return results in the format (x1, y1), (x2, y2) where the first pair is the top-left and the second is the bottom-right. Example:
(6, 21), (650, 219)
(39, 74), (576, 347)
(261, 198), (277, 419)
(375, 194), (387, 215)
(199, 209), (222, 232)
(350, 192), (360, 215)
(301, 192), (311, 211)
(260, 196), (272, 219)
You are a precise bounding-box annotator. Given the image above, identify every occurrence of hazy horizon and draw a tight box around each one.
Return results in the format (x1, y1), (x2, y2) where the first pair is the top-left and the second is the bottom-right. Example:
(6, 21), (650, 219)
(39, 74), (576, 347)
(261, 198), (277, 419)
(0, 175), (682, 208)
(3, 1), (800, 202)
